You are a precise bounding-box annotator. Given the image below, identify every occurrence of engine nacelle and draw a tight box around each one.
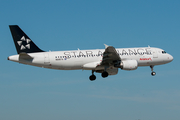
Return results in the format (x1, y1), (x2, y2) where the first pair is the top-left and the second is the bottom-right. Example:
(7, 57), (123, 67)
(115, 60), (138, 70)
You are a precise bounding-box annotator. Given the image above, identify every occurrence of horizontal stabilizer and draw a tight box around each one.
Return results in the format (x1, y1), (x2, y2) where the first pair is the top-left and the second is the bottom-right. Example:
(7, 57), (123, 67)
(19, 53), (34, 60)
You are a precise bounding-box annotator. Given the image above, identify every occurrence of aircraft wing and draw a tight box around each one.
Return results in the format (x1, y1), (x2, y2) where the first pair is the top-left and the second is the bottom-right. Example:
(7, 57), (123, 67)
(100, 44), (121, 66)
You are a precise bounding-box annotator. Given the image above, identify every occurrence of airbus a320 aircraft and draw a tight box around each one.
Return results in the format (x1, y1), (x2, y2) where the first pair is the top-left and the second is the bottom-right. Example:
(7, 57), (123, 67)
(8, 25), (173, 81)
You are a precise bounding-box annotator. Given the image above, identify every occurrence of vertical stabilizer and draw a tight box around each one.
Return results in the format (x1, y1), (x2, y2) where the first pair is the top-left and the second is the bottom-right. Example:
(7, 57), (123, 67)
(9, 25), (44, 54)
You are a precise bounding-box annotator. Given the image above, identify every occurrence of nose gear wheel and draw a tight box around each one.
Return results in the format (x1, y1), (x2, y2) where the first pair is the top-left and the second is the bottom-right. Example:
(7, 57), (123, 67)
(150, 65), (156, 76)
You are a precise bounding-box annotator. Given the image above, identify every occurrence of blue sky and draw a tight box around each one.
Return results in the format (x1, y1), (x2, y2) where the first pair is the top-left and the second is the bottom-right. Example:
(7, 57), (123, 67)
(0, 0), (180, 120)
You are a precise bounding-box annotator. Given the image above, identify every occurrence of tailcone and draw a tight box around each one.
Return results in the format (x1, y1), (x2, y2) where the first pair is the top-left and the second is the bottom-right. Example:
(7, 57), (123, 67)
(7, 55), (19, 62)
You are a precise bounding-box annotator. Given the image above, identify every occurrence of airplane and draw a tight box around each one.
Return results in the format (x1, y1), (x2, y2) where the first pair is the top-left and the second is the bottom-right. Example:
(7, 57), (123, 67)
(8, 25), (173, 81)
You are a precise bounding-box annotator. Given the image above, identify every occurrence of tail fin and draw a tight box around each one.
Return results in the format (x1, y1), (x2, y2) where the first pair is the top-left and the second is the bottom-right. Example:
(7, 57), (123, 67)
(9, 25), (44, 54)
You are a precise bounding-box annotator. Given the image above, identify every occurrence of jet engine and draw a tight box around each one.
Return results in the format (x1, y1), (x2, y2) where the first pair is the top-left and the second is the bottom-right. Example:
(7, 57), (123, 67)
(114, 60), (138, 70)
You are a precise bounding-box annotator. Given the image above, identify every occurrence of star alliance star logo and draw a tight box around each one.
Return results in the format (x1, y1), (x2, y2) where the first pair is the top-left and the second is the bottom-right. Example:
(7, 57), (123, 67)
(17, 36), (31, 50)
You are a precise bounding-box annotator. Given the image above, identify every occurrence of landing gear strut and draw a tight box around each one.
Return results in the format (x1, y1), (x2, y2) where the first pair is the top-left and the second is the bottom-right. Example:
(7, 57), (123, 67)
(150, 65), (156, 76)
(101, 66), (109, 78)
(89, 70), (96, 81)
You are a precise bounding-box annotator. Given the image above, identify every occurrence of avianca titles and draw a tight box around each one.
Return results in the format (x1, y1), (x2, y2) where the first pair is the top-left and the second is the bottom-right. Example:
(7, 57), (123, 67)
(8, 25), (173, 81)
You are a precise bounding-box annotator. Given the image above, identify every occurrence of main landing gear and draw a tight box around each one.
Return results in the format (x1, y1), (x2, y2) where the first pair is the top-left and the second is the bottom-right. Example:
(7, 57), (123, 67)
(89, 70), (96, 81)
(101, 66), (109, 78)
(89, 70), (109, 81)
(150, 65), (156, 76)
(101, 71), (108, 78)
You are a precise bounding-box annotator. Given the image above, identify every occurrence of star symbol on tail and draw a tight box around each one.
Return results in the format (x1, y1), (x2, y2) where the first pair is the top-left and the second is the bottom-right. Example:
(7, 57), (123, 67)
(17, 36), (31, 50)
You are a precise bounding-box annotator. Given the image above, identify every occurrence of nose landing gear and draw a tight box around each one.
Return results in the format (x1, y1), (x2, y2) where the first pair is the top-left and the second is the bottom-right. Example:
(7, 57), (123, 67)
(151, 71), (156, 76)
(150, 65), (156, 76)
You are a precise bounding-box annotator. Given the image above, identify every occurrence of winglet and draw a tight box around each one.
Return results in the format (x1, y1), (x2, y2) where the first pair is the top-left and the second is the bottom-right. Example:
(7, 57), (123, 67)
(104, 44), (109, 49)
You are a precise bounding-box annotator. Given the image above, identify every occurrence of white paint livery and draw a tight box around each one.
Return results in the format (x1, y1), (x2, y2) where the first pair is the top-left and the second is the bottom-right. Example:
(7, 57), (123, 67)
(8, 25), (173, 81)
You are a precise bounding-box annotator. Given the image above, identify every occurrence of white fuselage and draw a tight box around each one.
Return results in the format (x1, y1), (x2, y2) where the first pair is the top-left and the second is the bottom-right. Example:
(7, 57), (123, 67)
(8, 25), (174, 80)
(8, 47), (173, 70)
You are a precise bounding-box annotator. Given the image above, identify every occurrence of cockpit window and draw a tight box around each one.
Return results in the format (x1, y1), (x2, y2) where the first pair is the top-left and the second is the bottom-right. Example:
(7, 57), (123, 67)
(162, 51), (166, 54)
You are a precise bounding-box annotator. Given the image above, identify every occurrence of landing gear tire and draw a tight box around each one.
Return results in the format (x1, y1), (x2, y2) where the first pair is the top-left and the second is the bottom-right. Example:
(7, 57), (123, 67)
(101, 71), (108, 78)
(89, 75), (96, 81)
(151, 72), (156, 76)
(150, 65), (156, 76)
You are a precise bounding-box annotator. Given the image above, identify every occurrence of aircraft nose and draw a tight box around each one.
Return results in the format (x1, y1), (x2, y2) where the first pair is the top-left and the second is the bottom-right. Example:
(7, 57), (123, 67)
(168, 54), (173, 62)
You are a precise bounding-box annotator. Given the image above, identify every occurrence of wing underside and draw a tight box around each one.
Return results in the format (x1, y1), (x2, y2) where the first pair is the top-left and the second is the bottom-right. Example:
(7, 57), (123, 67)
(101, 45), (121, 66)
(94, 45), (121, 75)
